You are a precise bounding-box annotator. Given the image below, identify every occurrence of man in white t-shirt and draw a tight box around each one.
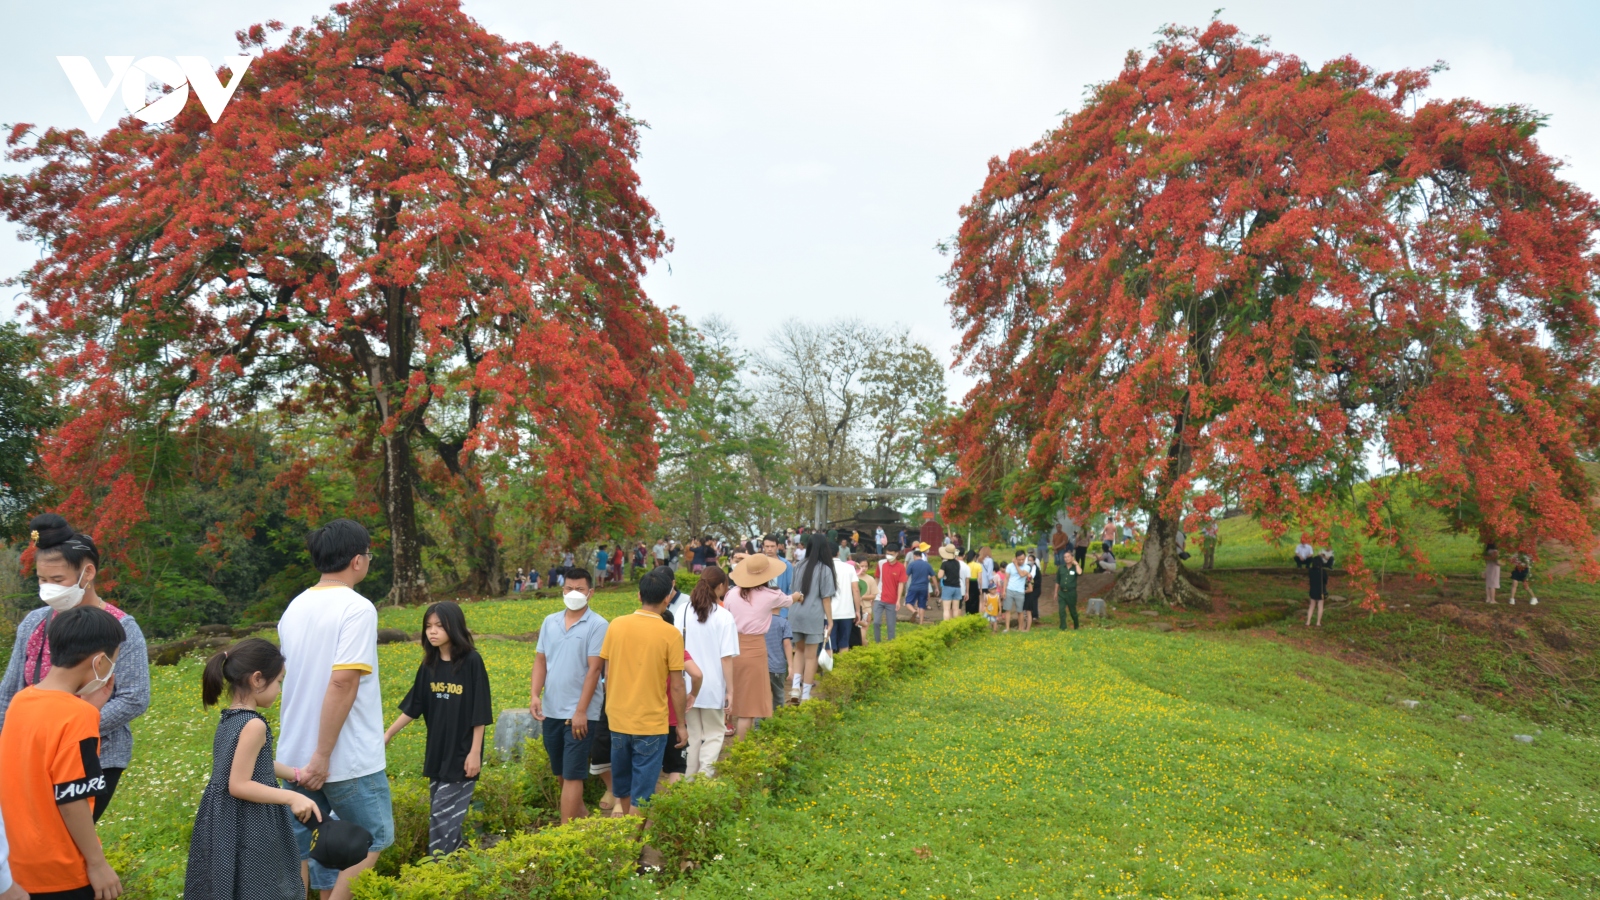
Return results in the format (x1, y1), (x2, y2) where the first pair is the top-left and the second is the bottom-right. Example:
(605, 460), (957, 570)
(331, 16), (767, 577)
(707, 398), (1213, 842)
(830, 553), (860, 654)
(1294, 534), (1314, 569)
(1002, 551), (1029, 633)
(277, 519), (392, 900)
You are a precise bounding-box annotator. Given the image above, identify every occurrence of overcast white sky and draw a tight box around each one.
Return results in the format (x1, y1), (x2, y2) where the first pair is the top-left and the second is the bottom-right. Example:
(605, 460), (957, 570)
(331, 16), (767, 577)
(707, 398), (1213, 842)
(2, 0), (1597, 395)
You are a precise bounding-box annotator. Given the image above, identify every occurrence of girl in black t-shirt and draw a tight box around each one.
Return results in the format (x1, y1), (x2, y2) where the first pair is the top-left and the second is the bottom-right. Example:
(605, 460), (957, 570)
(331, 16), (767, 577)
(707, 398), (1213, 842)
(382, 601), (493, 858)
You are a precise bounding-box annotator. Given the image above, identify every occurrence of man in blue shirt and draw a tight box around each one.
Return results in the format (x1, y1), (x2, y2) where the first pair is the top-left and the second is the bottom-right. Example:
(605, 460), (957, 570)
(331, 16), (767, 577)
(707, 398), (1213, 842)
(762, 535), (795, 617)
(904, 545), (936, 626)
(529, 567), (608, 823)
(595, 545), (610, 584)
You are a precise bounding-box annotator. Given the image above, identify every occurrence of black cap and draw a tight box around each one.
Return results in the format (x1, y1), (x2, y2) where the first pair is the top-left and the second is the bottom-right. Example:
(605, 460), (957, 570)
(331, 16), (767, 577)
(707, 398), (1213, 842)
(308, 818), (373, 871)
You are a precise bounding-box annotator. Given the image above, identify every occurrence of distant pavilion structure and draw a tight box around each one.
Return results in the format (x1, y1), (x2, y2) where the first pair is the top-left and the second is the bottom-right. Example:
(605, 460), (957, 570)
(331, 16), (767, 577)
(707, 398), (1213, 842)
(800, 485), (947, 535)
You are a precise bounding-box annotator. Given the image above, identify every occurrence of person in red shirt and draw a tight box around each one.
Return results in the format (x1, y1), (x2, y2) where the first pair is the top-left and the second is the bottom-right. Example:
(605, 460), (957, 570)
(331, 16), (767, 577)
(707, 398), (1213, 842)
(874, 550), (908, 643)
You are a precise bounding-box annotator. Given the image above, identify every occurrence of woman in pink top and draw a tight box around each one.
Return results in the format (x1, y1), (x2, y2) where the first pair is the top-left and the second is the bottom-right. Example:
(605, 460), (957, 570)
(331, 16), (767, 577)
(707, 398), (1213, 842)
(725, 554), (794, 736)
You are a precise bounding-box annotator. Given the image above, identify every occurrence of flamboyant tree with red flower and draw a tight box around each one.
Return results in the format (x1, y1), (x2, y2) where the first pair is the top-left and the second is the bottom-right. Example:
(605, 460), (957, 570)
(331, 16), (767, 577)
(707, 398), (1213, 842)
(943, 21), (1600, 606)
(2, 0), (687, 603)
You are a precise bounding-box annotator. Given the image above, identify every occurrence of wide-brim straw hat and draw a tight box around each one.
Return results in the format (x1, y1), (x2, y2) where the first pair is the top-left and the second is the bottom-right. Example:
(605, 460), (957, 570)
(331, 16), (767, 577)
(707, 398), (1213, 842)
(939, 544), (959, 560)
(731, 553), (788, 588)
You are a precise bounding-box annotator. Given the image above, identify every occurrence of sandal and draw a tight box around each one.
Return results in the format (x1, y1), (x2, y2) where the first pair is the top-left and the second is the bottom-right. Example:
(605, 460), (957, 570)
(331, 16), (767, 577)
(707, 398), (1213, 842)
(599, 790), (615, 810)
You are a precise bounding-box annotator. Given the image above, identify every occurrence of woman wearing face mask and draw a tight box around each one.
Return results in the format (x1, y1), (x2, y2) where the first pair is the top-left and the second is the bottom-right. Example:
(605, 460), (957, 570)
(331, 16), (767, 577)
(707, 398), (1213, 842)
(0, 513), (152, 821)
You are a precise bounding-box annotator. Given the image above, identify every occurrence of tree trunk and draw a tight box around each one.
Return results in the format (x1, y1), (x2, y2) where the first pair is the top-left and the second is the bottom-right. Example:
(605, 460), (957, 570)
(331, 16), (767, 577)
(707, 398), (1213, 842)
(380, 427), (430, 607)
(1111, 509), (1209, 608)
(452, 482), (501, 596)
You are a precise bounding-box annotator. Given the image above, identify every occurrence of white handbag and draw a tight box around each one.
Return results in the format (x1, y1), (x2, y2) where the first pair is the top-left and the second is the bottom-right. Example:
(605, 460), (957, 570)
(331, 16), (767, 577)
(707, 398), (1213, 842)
(817, 634), (835, 673)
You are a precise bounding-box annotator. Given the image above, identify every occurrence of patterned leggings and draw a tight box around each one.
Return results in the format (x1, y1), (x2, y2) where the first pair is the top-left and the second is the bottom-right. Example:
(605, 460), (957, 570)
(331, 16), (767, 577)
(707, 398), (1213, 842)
(429, 778), (477, 857)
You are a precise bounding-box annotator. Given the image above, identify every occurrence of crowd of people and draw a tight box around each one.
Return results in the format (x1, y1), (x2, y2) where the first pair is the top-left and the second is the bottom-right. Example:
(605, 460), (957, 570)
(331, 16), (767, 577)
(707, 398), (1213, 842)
(0, 507), (1544, 900)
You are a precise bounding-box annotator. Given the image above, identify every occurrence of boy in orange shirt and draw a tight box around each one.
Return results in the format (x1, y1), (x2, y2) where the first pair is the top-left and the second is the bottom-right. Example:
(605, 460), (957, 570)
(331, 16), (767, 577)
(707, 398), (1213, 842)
(0, 605), (127, 899)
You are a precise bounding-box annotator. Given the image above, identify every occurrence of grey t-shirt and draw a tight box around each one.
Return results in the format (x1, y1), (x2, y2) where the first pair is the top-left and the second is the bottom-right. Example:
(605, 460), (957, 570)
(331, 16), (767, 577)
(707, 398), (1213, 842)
(788, 562), (835, 636)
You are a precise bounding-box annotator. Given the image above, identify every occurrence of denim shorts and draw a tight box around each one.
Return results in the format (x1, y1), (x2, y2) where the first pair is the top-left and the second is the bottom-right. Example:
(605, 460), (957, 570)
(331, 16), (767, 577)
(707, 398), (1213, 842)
(610, 731), (669, 805)
(542, 717), (598, 781)
(906, 586), (929, 609)
(940, 585), (962, 601)
(283, 770), (395, 890)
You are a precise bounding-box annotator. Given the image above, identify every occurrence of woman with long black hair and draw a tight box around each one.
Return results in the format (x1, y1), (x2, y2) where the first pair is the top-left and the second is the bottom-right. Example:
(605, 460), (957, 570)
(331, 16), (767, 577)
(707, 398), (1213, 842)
(0, 513), (152, 822)
(786, 533), (835, 704)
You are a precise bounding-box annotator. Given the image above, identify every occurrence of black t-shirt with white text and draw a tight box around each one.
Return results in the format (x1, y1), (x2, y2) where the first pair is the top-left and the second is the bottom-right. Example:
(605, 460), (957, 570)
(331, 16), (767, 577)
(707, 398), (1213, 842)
(398, 649), (494, 782)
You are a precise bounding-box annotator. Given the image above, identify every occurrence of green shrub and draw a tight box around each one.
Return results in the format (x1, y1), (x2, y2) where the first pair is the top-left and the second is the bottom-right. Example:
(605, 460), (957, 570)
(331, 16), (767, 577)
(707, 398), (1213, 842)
(351, 816), (639, 900)
(469, 759), (541, 838)
(674, 569), (699, 596)
(716, 697), (836, 799)
(377, 777), (431, 876)
(520, 737), (565, 813)
(643, 776), (744, 880)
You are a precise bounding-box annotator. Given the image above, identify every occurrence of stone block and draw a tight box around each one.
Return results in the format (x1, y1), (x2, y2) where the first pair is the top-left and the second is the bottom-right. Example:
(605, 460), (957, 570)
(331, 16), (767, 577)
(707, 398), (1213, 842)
(494, 709), (536, 760)
(1086, 598), (1107, 617)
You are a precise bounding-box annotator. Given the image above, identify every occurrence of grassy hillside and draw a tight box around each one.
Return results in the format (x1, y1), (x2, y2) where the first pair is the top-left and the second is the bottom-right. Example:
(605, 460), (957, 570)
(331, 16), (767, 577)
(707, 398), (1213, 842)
(1208, 512), (1484, 575)
(662, 628), (1600, 899)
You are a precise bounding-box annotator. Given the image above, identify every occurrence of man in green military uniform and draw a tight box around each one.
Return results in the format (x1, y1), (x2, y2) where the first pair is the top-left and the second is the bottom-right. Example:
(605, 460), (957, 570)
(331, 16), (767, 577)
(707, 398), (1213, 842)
(1057, 552), (1082, 630)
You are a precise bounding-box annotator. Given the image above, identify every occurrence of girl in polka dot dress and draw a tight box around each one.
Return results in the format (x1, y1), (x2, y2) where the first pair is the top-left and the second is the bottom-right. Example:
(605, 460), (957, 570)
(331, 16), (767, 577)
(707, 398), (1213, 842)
(185, 638), (322, 900)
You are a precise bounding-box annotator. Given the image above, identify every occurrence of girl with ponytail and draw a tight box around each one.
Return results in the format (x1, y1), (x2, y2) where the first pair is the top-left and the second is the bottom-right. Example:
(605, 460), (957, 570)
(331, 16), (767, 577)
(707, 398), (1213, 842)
(0, 513), (152, 821)
(185, 638), (319, 900)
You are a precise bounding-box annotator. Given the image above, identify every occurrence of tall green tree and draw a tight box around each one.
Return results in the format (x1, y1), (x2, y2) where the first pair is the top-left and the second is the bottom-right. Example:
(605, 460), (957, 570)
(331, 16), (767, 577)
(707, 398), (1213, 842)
(653, 316), (786, 539)
(0, 323), (57, 539)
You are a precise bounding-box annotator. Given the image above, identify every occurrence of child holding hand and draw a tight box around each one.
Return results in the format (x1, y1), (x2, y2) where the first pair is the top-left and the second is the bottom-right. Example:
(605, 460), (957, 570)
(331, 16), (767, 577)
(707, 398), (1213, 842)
(186, 637), (320, 900)
(0, 606), (127, 900)
(384, 602), (492, 858)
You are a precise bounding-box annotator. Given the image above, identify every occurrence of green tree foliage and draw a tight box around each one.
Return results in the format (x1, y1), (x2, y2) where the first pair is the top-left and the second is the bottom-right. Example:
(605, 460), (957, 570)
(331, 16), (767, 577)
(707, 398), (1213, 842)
(0, 323), (57, 539)
(653, 317), (788, 538)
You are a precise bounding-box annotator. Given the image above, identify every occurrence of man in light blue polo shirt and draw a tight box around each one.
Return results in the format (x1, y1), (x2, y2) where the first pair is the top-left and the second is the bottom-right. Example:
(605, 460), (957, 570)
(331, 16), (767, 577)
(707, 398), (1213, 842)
(529, 569), (607, 824)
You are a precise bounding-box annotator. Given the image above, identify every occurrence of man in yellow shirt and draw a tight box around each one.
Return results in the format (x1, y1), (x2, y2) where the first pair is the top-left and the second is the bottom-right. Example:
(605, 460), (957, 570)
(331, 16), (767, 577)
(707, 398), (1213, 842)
(599, 567), (687, 816)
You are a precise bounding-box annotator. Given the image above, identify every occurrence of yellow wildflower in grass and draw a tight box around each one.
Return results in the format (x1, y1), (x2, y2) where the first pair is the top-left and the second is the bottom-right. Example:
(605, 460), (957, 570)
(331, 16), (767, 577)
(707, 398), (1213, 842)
(647, 629), (1600, 900)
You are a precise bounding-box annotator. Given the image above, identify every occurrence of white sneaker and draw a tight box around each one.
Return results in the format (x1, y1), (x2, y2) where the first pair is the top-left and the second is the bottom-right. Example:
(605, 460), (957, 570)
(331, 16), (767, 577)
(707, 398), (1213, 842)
(1530, 597), (1539, 605)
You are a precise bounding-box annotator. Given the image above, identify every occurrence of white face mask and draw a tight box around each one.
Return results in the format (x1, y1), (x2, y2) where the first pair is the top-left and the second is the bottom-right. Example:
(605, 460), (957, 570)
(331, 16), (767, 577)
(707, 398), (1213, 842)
(39, 570), (88, 612)
(563, 590), (589, 611)
(76, 653), (113, 698)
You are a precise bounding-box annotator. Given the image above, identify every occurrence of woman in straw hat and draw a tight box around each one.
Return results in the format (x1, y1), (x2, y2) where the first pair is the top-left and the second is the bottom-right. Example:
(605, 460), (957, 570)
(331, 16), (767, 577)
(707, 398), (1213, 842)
(938, 543), (964, 622)
(724, 552), (795, 738)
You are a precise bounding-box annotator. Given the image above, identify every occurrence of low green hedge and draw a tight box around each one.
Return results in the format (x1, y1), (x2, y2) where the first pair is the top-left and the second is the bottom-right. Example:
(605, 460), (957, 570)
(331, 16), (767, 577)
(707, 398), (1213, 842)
(352, 817), (638, 900)
(354, 614), (990, 896)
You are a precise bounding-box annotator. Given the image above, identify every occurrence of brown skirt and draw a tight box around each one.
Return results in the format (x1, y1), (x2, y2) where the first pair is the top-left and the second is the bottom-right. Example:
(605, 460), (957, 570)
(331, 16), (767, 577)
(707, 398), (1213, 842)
(731, 632), (773, 719)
